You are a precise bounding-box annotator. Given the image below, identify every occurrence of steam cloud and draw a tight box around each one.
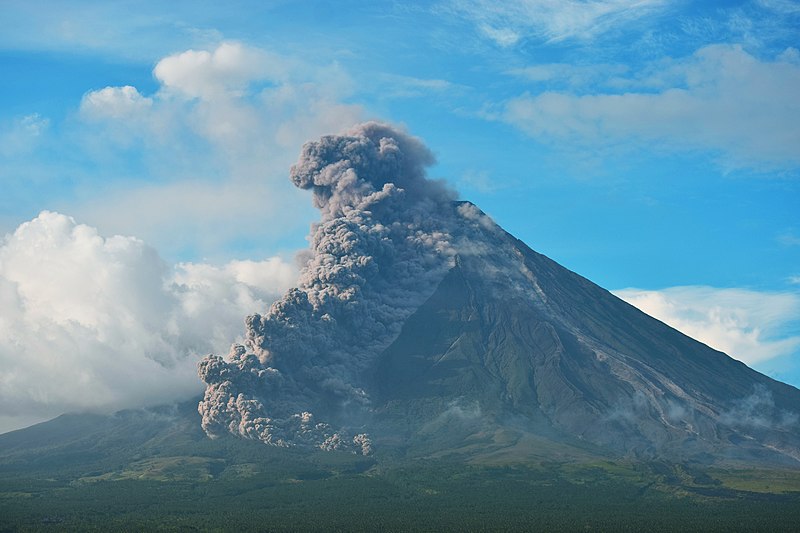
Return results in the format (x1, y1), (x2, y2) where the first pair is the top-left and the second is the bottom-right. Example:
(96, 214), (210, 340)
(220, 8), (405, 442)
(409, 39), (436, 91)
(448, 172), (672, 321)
(198, 122), (469, 453)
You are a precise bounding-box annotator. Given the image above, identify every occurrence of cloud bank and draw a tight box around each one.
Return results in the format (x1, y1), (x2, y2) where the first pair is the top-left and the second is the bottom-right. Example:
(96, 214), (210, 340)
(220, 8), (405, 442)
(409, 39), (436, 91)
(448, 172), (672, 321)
(502, 44), (800, 171)
(0, 211), (295, 433)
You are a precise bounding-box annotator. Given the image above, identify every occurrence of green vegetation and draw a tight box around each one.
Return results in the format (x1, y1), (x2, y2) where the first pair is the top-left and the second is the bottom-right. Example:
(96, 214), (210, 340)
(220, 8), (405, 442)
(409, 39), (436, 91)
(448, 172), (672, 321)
(2, 405), (799, 531)
(2, 450), (800, 532)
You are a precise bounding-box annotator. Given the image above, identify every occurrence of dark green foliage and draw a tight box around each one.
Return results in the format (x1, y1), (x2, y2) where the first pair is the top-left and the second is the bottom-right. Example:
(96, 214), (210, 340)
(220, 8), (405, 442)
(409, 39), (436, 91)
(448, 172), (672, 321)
(3, 451), (800, 532)
(3, 402), (800, 531)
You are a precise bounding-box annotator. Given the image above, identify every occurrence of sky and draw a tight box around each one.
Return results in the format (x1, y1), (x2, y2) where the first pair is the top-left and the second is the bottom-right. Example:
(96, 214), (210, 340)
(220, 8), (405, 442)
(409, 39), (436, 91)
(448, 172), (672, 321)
(0, 0), (798, 433)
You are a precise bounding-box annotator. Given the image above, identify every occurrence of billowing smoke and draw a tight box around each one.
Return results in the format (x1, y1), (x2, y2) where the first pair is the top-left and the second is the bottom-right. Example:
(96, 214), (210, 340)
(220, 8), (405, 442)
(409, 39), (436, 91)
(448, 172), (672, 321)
(198, 122), (467, 453)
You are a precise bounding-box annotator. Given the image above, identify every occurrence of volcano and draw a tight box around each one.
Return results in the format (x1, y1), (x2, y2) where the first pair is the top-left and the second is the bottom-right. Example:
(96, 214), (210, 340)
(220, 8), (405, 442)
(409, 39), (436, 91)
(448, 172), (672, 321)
(193, 123), (800, 467)
(373, 203), (800, 465)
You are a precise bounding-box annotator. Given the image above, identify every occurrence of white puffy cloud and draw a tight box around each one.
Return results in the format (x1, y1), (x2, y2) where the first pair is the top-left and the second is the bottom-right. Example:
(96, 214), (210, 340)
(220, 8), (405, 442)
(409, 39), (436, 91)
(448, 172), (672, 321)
(153, 41), (289, 100)
(73, 41), (363, 258)
(614, 286), (800, 365)
(502, 44), (800, 170)
(0, 211), (296, 432)
(443, 0), (669, 45)
(80, 86), (153, 119)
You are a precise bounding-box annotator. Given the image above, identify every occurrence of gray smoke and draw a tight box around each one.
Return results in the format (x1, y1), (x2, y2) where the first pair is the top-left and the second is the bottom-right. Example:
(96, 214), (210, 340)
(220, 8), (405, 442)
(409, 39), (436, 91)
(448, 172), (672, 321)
(198, 122), (464, 453)
(721, 385), (799, 430)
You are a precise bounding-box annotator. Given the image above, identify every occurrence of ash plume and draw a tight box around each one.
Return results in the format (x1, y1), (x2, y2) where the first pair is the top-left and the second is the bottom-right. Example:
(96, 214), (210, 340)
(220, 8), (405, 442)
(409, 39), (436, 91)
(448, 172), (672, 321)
(198, 122), (462, 452)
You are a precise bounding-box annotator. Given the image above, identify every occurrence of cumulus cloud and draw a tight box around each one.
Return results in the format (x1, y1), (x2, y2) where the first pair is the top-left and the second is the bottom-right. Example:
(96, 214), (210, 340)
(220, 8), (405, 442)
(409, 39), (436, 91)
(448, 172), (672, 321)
(0, 211), (296, 433)
(73, 41), (362, 258)
(502, 44), (800, 170)
(442, 0), (669, 45)
(614, 286), (800, 365)
(80, 86), (153, 119)
(153, 42), (289, 100)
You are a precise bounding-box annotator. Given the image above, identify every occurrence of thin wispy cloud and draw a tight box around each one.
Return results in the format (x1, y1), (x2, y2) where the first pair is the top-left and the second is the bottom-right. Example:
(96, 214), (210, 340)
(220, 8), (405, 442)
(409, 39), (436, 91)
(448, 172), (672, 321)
(758, 0), (800, 15)
(378, 74), (461, 99)
(500, 44), (800, 171)
(778, 232), (800, 246)
(0, 114), (49, 157)
(506, 63), (630, 89)
(442, 0), (670, 46)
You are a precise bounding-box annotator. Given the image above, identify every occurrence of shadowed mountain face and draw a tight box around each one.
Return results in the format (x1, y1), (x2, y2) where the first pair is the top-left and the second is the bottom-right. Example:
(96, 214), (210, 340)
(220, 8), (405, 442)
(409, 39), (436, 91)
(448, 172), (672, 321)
(375, 214), (800, 465)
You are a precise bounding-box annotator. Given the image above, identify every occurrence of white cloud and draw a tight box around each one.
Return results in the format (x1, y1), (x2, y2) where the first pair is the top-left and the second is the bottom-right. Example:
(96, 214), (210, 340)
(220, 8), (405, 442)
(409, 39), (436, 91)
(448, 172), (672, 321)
(507, 62), (629, 88)
(0, 2), (235, 62)
(0, 211), (297, 432)
(379, 74), (459, 99)
(81, 42), (361, 153)
(614, 286), (800, 365)
(153, 42), (289, 100)
(0, 113), (50, 157)
(778, 232), (800, 246)
(758, 0), (800, 15)
(502, 44), (800, 170)
(478, 24), (522, 47)
(73, 41), (363, 258)
(459, 169), (499, 193)
(80, 86), (153, 119)
(444, 0), (669, 45)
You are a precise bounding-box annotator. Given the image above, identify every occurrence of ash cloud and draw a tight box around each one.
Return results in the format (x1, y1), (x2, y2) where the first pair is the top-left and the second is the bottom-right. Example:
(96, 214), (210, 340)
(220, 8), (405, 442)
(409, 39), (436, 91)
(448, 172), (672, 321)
(198, 122), (463, 453)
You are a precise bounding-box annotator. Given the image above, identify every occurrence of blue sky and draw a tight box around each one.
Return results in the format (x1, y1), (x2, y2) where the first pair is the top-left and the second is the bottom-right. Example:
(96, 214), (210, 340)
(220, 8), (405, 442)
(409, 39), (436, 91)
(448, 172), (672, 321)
(0, 0), (798, 431)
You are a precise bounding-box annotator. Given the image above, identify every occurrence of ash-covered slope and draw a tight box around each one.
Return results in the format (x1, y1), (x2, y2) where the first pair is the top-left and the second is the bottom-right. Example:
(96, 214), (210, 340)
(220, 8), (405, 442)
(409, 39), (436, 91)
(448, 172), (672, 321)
(198, 122), (800, 465)
(376, 209), (800, 464)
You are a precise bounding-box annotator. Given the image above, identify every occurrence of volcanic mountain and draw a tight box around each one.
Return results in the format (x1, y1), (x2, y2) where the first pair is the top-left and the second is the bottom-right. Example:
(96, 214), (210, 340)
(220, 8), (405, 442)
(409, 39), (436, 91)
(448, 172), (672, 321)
(373, 207), (800, 465)
(193, 122), (800, 467)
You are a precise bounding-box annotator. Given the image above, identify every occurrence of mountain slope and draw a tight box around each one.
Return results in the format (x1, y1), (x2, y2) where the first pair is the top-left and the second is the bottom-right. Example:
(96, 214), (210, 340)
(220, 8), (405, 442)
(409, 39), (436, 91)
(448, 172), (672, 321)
(375, 208), (800, 465)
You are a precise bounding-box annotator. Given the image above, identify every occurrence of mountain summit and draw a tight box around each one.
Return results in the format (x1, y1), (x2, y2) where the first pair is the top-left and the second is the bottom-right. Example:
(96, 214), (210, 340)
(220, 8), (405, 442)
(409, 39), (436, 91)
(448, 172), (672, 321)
(198, 123), (800, 465)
